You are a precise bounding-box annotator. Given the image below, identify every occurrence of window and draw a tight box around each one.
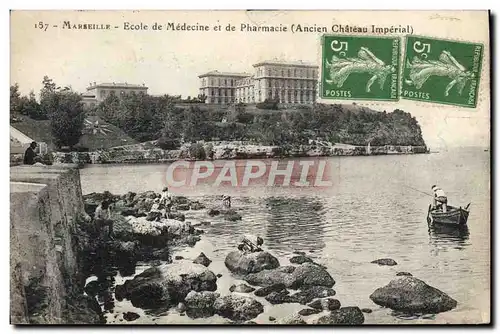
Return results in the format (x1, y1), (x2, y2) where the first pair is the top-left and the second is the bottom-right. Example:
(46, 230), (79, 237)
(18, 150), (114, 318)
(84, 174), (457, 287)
(267, 68), (271, 76)
(224, 79), (227, 85)
(281, 69), (284, 77)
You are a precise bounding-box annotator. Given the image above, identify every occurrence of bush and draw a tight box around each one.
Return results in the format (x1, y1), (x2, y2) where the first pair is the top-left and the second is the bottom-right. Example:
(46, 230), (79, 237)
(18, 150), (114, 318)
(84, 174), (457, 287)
(156, 137), (181, 150)
(256, 98), (279, 110)
(189, 143), (206, 160)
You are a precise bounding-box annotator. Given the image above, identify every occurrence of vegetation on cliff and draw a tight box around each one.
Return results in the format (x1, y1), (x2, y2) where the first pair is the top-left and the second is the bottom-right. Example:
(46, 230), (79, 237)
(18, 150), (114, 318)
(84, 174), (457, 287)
(95, 94), (426, 148)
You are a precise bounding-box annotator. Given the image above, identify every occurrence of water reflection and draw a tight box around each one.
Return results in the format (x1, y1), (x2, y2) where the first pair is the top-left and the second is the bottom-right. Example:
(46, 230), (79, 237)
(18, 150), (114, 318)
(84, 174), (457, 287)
(264, 196), (327, 253)
(428, 223), (470, 249)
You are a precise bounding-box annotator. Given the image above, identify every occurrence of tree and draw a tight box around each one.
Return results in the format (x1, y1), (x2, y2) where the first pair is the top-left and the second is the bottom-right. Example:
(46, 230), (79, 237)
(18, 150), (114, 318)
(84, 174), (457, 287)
(197, 94), (207, 103)
(23, 91), (43, 119)
(10, 84), (22, 113)
(48, 90), (86, 149)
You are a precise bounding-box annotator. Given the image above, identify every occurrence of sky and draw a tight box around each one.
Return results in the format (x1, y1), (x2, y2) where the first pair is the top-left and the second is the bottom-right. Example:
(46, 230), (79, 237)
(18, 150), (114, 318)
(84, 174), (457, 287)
(10, 10), (491, 149)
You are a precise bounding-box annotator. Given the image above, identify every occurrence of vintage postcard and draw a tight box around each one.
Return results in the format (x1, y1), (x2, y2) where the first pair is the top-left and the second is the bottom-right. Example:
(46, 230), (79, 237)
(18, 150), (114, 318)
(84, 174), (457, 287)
(9, 10), (490, 325)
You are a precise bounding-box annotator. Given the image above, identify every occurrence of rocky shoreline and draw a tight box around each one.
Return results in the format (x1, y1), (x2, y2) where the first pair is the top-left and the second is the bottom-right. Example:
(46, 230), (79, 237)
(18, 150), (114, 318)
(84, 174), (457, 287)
(49, 142), (428, 165)
(77, 190), (457, 325)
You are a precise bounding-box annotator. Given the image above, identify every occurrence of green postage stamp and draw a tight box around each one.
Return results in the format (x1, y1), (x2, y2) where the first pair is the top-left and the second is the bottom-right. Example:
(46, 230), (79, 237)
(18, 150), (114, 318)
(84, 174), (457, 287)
(321, 35), (401, 101)
(402, 36), (484, 108)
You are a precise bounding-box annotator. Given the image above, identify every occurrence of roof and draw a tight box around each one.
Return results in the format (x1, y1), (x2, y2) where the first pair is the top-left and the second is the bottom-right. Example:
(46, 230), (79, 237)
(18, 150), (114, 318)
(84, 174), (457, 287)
(198, 70), (252, 78)
(87, 82), (148, 90)
(253, 60), (318, 68)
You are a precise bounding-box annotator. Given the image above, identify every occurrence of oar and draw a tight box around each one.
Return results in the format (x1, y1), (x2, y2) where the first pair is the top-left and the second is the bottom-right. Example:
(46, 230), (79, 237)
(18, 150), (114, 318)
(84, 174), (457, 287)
(426, 204), (432, 224)
(465, 203), (471, 211)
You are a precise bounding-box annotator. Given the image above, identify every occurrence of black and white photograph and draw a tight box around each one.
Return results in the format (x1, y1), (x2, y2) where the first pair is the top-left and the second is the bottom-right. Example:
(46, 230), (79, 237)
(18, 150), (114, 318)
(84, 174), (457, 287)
(9, 9), (491, 325)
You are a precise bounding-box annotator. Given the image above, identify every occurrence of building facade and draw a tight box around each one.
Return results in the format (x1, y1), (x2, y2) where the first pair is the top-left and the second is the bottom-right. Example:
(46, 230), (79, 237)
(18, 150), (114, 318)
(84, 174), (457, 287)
(198, 71), (252, 104)
(81, 92), (97, 109)
(199, 60), (318, 105)
(85, 82), (149, 104)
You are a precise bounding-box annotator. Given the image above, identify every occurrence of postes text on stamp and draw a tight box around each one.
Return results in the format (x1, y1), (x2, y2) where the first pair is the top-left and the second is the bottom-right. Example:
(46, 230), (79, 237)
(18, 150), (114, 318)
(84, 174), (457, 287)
(320, 35), (401, 101)
(402, 36), (483, 108)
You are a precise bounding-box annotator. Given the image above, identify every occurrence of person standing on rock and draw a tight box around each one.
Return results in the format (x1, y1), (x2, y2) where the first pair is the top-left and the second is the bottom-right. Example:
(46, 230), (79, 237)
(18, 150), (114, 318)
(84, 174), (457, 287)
(160, 187), (172, 219)
(95, 199), (114, 240)
(160, 187), (171, 202)
(238, 234), (264, 253)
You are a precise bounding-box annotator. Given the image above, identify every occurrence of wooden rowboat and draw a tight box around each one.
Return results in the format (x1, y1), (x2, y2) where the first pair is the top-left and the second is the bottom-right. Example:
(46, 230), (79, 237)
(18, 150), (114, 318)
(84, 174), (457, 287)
(426, 203), (470, 226)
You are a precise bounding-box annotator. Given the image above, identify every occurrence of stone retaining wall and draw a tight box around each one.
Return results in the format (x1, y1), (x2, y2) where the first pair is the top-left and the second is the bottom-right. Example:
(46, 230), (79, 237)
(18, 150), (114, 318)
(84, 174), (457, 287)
(10, 165), (89, 324)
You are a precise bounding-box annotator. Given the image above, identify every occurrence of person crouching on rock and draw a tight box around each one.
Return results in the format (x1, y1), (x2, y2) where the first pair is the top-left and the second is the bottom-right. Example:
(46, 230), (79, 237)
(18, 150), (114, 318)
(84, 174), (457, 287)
(222, 195), (231, 209)
(237, 234), (264, 253)
(146, 198), (163, 222)
(95, 200), (114, 240)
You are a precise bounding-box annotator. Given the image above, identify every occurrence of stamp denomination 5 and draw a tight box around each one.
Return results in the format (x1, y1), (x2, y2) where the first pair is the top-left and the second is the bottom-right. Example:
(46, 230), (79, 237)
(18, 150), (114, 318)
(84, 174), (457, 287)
(320, 35), (401, 102)
(402, 36), (484, 108)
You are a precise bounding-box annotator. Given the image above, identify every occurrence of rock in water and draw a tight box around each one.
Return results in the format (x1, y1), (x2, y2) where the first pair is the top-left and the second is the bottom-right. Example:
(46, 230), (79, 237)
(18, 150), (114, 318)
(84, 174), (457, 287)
(244, 263), (335, 289)
(369, 276), (457, 313)
(289, 255), (313, 264)
(184, 291), (220, 318)
(208, 208), (221, 216)
(396, 272), (413, 277)
(230, 284), (255, 293)
(224, 251), (280, 275)
(314, 307), (365, 325)
(293, 251), (306, 256)
(308, 298), (341, 311)
(361, 308), (373, 313)
(371, 258), (398, 266)
(254, 283), (287, 297)
(193, 252), (212, 267)
(114, 262), (217, 309)
(298, 308), (321, 316)
(177, 302), (187, 313)
(123, 312), (140, 321)
(213, 295), (264, 321)
(289, 286), (336, 304)
(276, 313), (306, 324)
(265, 289), (292, 305)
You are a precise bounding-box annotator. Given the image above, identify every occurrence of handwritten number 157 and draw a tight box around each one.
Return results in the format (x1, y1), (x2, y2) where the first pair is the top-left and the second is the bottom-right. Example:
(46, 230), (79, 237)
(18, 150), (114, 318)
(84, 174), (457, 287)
(34, 22), (49, 31)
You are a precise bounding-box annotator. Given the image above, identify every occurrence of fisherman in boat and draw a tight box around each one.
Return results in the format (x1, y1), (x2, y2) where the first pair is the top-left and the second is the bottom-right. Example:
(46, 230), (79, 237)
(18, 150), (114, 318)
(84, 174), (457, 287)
(431, 185), (448, 213)
(237, 234), (264, 253)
